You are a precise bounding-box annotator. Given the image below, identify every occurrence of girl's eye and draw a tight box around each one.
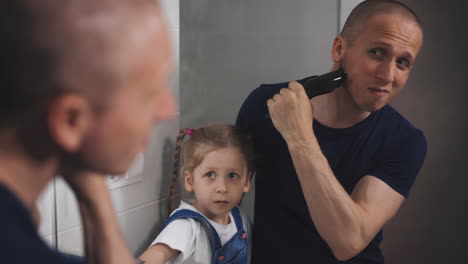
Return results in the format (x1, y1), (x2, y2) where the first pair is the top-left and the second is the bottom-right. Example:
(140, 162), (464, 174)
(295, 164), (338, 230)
(228, 172), (240, 179)
(206, 172), (216, 178)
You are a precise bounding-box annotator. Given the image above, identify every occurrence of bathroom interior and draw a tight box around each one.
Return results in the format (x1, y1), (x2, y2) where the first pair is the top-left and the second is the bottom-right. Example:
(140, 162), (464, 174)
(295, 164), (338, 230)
(35, 0), (467, 263)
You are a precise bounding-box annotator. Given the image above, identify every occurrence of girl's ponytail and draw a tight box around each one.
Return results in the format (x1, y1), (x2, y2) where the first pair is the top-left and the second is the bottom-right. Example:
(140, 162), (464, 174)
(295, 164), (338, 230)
(167, 128), (189, 214)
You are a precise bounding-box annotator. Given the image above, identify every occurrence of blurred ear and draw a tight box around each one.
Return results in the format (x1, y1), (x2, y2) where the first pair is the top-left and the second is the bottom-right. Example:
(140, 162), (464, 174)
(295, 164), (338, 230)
(331, 35), (346, 63)
(47, 94), (92, 153)
(243, 172), (252, 193)
(184, 170), (194, 192)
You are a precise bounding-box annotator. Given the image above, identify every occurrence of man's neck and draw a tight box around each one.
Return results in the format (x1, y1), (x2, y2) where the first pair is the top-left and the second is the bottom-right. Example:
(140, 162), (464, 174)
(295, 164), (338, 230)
(0, 134), (57, 211)
(311, 86), (371, 129)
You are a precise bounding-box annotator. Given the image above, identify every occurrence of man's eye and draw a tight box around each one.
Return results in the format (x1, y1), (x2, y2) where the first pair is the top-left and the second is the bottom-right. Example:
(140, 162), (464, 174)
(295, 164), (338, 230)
(228, 172), (240, 179)
(397, 58), (411, 69)
(206, 172), (216, 178)
(369, 48), (384, 57)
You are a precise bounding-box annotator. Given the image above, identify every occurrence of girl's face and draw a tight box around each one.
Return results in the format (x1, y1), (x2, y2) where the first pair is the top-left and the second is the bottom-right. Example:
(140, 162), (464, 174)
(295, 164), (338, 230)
(184, 147), (251, 225)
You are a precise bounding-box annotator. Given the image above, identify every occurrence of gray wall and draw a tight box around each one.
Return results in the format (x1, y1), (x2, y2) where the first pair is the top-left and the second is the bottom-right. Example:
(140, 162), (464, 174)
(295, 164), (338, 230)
(180, 0), (338, 127)
(180, 0), (468, 263)
(382, 0), (468, 263)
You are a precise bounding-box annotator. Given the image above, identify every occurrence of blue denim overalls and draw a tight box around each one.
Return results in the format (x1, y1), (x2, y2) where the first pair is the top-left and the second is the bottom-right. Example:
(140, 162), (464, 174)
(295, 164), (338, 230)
(163, 207), (248, 264)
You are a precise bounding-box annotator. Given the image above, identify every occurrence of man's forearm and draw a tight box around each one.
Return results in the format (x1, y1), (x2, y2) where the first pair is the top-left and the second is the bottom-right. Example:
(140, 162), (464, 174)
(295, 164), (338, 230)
(287, 138), (369, 260)
(73, 177), (135, 264)
(265, 79), (381, 260)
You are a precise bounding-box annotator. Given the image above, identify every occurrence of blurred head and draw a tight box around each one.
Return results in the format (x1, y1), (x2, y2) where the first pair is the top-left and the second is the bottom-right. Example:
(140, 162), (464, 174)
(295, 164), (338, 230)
(168, 124), (255, 219)
(332, 0), (423, 112)
(0, 0), (175, 173)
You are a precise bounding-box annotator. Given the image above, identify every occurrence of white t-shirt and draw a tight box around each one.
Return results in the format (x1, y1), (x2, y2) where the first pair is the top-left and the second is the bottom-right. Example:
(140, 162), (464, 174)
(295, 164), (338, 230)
(150, 201), (250, 264)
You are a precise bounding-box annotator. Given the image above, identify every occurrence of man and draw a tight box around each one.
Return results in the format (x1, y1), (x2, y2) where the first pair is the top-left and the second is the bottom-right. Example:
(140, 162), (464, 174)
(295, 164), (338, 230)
(0, 0), (175, 263)
(236, 0), (426, 263)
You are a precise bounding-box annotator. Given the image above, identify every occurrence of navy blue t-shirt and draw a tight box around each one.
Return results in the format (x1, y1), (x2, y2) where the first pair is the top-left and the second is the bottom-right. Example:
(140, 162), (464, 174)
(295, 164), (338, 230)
(236, 78), (427, 264)
(0, 183), (84, 264)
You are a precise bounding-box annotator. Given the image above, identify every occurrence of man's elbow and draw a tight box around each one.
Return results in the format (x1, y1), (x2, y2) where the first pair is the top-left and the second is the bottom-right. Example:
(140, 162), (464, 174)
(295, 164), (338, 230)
(330, 238), (366, 261)
(333, 249), (359, 262)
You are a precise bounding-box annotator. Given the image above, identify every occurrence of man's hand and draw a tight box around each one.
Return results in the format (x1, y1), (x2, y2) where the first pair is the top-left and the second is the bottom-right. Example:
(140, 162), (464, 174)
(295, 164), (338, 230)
(267, 80), (315, 144)
(61, 169), (135, 264)
(61, 170), (108, 204)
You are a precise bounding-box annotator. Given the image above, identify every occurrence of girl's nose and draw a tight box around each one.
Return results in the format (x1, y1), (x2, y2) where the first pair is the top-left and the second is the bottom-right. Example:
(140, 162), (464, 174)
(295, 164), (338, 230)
(216, 178), (228, 193)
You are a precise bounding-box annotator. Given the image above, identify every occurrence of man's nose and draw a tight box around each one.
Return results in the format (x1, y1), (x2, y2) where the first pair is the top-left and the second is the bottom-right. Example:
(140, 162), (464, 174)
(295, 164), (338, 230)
(375, 60), (395, 85)
(153, 88), (176, 123)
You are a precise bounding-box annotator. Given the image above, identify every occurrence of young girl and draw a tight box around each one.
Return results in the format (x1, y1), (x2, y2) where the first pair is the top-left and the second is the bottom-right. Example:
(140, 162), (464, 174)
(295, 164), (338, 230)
(139, 124), (254, 264)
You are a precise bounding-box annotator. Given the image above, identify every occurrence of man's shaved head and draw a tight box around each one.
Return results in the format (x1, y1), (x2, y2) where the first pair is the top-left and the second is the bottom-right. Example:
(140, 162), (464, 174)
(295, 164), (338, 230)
(0, 0), (167, 127)
(341, 0), (423, 46)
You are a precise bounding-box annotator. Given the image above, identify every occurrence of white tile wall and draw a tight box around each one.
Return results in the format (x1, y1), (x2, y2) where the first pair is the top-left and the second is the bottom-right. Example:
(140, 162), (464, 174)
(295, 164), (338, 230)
(117, 201), (166, 255)
(57, 226), (83, 255)
(56, 199), (168, 256)
(37, 183), (56, 247)
(37, 0), (180, 255)
(55, 178), (81, 233)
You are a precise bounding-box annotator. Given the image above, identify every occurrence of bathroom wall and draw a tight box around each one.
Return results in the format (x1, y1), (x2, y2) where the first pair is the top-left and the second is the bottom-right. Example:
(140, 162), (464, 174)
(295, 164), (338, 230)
(180, 0), (338, 129)
(382, 0), (468, 263)
(36, 0), (180, 256)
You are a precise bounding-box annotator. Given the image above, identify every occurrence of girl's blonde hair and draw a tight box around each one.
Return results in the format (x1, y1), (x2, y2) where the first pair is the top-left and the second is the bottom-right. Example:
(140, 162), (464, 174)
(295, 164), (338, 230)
(167, 124), (254, 214)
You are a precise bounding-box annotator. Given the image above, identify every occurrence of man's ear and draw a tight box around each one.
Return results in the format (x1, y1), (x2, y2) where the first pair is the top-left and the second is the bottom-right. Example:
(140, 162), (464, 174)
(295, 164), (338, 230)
(243, 172), (252, 193)
(331, 35), (346, 63)
(184, 170), (194, 192)
(47, 94), (92, 153)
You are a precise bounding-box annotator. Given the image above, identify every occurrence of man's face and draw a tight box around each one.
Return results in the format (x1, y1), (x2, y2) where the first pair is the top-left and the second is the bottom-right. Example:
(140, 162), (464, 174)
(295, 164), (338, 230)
(339, 13), (423, 112)
(79, 16), (175, 175)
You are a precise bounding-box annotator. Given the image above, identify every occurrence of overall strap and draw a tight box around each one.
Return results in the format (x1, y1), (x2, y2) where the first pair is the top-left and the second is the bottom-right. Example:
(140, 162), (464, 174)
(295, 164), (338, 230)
(163, 209), (222, 254)
(230, 207), (244, 231)
(212, 208), (248, 264)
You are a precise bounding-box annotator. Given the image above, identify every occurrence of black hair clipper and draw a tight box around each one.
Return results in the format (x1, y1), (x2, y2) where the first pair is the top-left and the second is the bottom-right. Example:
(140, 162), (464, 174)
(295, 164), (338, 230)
(303, 68), (347, 99)
(265, 68), (347, 119)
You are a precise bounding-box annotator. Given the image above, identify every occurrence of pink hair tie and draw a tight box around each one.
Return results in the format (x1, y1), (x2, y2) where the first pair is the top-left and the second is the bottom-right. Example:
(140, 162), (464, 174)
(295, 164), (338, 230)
(187, 128), (195, 136)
